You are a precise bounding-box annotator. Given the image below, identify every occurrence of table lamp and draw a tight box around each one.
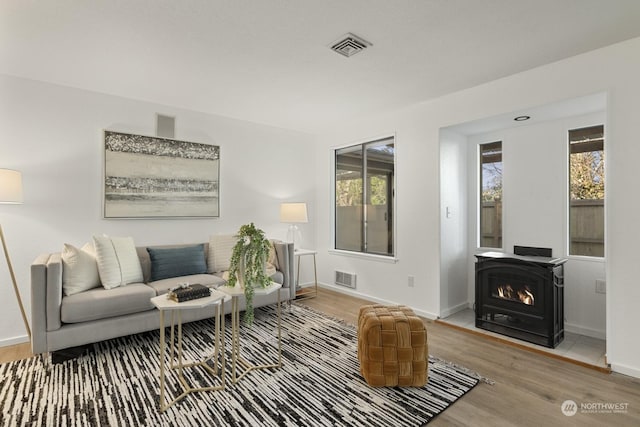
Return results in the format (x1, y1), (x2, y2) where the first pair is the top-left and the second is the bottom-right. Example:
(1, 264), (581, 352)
(0, 168), (30, 338)
(280, 202), (308, 251)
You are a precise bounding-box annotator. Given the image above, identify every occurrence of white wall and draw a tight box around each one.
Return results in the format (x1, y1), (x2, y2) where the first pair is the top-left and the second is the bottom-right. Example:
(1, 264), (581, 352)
(439, 129), (468, 317)
(4, 37), (639, 378)
(0, 74), (316, 345)
(314, 36), (640, 378)
(315, 121), (443, 320)
(464, 111), (606, 339)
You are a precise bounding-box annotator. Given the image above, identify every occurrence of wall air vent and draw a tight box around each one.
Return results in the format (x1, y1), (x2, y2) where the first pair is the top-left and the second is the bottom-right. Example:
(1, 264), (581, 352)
(330, 33), (371, 57)
(335, 270), (357, 289)
(156, 113), (175, 138)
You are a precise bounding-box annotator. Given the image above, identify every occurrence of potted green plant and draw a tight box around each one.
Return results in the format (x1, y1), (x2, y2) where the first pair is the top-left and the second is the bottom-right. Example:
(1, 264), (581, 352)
(226, 223), (272, 324)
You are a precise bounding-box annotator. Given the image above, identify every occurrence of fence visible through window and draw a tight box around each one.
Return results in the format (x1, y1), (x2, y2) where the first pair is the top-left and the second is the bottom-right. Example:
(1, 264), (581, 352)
(480, 141), (502, 248)
(569, 125), (604, 257)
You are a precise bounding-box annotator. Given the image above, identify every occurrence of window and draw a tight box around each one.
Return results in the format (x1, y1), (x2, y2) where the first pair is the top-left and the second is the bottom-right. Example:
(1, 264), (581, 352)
(569, 125), (604, 257)
(479, 141), (502, 248)
(334, 137), (395, 256)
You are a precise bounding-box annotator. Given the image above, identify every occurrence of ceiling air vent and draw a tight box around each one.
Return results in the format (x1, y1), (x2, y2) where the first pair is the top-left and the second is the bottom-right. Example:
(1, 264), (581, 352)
(330, 33), (371, 58)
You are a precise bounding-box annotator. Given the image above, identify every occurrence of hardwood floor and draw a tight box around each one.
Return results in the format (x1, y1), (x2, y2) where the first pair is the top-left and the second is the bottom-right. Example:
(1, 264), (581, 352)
(0, 341), (31, 364)
(300, 288), (640, 427)
(2, 287), (639, 426)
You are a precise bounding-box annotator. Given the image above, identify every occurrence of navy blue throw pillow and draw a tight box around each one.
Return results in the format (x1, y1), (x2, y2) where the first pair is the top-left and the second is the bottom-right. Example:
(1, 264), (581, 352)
(147, 244), (207, 282)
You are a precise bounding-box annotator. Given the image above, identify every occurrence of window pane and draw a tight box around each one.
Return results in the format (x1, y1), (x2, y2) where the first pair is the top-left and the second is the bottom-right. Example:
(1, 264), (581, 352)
(569, 125), (604, 257)
(480, 141), (502, 248)
(366, 140), (394, 255)
(336, 145), (363, 251)
(334, 137), (395, 256)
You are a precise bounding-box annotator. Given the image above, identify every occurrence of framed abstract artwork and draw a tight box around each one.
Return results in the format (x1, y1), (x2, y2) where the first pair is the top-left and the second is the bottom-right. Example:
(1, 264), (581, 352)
(103, 130), (220, 218)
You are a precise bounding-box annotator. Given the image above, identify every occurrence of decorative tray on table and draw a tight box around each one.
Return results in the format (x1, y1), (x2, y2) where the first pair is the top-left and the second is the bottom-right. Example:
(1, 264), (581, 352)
(167, 284), (211, 302)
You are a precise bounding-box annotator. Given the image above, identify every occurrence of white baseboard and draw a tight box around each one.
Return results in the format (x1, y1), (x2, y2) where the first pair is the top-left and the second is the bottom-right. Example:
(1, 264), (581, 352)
(439, 302), (471, 319)
(564, 322), (606, 340)
(297, 282), (315, 288)
(610, 362), (640, 379)
(317, 283), (438, 320)
(0, 335), (29, 348)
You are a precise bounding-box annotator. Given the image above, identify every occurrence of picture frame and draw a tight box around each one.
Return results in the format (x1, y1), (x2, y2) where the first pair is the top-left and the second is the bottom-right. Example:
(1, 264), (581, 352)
(103, 130), (220, 218)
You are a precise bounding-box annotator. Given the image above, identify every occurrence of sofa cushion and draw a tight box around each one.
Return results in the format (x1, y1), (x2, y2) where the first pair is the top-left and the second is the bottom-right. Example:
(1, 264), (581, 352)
(208, 234), (236, 273)
(271, 270), (284, 285)
(147, 244), (207, 281)
(147, 274), (227, 296)
(61, 243), (101, 296)
(61, 283), (155, 323)
(93, 235), (143, 289)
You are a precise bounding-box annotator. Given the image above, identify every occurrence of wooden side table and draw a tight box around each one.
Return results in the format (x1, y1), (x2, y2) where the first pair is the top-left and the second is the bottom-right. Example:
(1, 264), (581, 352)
(151, 290), (228, 412)
(218, 282), (282, 383)
(295, 249), (318, 300)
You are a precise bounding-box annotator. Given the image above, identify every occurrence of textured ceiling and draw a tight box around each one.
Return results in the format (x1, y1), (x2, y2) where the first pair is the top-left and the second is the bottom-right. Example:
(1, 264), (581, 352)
(2, 0), (640, 133)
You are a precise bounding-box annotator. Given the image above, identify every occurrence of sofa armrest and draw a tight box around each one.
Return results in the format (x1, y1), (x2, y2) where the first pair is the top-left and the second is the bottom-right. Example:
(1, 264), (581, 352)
(273, 241), (295, 300)
(30, 253), (50, 354)
(46, 253), (63, 332)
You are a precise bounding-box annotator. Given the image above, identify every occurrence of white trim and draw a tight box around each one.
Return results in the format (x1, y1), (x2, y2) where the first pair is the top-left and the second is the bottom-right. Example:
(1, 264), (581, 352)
(566, 254), (605, 263)
(318, 283), (438, 320)
(439, 301), (470, 319)
(330, 132), (397, 152)
(475, 246), (504, 252)
(604, 91), (612, 378)
(297, 282), (315, 288)
(476, 142), (482, 248)
(564, 322), (606, 340)
(0, 335), (29, 348)
(610, 362), (640, 379)
(328, 249), (398, 263)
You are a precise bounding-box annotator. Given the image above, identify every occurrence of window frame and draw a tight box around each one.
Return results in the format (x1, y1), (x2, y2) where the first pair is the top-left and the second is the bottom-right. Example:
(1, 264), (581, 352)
(330, 134), (397, 262)
(567, 124), (605, 259)
(478, 141), (503, 250)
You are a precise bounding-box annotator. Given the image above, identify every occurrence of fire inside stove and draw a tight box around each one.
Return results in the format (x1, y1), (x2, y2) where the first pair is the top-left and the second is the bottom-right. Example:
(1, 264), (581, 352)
(493, 284), (535, 306)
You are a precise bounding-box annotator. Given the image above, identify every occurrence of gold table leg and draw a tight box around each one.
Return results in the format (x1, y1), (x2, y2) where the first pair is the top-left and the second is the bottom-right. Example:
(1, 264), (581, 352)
(230, 290), (282, 384)
(295, 253), (318, 300)
(158, 303), (226, 412)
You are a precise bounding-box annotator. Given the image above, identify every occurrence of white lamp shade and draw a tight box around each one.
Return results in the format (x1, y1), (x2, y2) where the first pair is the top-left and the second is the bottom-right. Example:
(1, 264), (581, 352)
(280, 202), (308, 223)
(0, 169), (23, 204)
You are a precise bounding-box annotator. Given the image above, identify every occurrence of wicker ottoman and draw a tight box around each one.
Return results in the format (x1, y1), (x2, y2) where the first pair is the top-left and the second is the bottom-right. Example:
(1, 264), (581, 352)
(357, 304), (427, 387)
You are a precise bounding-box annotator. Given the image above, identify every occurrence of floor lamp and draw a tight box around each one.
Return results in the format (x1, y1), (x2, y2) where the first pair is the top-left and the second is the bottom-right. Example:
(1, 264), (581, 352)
(0, 169), (31, 339)
(280, 202), (308, 251)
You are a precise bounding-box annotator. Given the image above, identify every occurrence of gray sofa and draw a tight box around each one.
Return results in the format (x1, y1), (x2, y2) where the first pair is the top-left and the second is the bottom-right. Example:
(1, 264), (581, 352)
(30, 241), (295, 354)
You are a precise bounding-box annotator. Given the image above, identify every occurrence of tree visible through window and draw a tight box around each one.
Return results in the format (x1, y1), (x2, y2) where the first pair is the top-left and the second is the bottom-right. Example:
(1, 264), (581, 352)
(335, 137), (394, 256)
(569, 125), (604, 257)
(479, 141), (502, 248)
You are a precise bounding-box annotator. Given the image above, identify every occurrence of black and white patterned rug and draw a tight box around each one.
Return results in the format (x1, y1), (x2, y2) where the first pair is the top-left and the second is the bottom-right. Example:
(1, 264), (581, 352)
(0, 304), (484, 426)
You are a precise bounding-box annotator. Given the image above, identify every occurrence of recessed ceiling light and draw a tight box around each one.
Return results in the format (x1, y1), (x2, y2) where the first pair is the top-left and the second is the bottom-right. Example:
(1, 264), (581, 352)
(514, 115), (531, 121)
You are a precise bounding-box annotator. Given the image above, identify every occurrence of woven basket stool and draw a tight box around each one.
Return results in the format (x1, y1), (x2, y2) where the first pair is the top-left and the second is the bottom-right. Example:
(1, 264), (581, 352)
(357, 304), (427, 387)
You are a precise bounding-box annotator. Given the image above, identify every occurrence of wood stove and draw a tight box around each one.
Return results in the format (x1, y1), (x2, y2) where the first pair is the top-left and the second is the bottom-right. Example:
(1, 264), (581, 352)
(475, 250), (567, 348)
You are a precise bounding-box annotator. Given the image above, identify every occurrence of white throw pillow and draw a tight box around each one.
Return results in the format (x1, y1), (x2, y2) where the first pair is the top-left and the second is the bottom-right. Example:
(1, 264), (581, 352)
(208, 234), (236, 273)
(265, 262), (276, 278)
(268, 240), (280, 271)
(93, 235), (143, 289)
(61, 243), (101, 296)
